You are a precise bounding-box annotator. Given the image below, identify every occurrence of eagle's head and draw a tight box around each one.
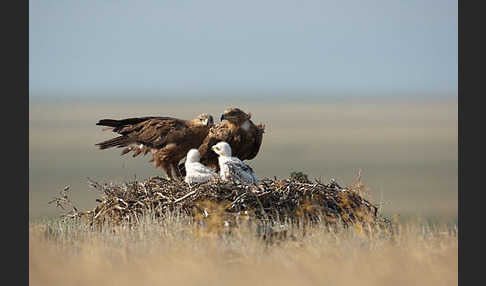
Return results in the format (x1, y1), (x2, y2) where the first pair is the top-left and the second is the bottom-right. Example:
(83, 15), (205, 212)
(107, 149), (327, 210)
(186, 149), (201, 163)
(211, 141), (232, 157)
(194, 113), (214, 126)
(220, 108), (251, 125)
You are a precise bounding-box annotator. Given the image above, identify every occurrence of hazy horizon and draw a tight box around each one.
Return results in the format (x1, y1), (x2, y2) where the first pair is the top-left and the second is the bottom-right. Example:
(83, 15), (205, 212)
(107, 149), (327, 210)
(29, 90), (458, 105)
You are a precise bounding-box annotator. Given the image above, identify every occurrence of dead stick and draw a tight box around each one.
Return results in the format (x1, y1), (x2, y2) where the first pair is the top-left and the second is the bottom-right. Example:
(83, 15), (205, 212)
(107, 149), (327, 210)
(174, 190), (197, 203)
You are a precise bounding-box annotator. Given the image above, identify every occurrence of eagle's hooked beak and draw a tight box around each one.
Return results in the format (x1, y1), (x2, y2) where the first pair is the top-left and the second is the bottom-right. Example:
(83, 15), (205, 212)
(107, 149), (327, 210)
(220, 114), (226, 122)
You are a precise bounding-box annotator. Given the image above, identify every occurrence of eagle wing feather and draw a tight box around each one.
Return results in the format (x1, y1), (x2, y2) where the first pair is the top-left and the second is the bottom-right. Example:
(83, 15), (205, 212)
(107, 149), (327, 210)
(246, 123), (265, 160)
(95, 117), (190, 152)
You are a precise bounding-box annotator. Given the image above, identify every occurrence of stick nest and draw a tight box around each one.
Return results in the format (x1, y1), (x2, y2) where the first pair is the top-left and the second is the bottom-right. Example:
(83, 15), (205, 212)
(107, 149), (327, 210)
(50, 172), (392, 231)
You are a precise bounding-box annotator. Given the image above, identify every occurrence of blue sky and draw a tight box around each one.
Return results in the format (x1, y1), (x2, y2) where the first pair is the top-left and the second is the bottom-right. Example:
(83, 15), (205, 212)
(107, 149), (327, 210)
(29, 0), (457, 96)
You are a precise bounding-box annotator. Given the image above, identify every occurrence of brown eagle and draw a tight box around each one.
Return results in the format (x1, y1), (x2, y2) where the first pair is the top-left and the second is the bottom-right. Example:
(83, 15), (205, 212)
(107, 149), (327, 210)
(179, 107), (265, 174)
(95, 113), (214, 179)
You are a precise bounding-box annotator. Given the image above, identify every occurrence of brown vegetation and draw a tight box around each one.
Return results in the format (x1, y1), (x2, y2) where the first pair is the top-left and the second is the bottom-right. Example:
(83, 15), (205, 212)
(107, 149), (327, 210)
(30, 210), (457, 286)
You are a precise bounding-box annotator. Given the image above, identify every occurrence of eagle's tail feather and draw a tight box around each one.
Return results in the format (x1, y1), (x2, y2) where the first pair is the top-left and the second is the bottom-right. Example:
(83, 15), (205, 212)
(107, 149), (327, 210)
(95, 136), (132, 150)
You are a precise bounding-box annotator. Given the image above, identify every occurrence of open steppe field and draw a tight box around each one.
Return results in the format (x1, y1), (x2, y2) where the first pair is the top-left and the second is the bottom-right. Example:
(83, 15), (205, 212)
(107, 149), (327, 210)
(30, 211), (457, 286)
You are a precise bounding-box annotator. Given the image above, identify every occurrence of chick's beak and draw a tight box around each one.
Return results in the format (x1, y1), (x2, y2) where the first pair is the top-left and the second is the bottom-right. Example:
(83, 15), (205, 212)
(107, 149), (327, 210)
(220, 114), (226, 121)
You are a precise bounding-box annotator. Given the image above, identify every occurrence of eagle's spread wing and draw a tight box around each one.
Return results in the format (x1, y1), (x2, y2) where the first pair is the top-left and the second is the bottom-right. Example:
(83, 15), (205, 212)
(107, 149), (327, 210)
(95, 117), (189, 156)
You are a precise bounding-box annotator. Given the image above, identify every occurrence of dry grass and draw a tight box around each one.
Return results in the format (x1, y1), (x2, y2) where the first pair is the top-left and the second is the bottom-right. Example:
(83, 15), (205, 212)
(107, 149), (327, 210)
(30, 210), (457, 286)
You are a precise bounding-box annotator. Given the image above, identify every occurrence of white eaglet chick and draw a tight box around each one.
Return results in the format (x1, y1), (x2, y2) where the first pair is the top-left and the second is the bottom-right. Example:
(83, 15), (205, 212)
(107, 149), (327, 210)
(184, 149), (218, 184)
(211, 141), (258, 185)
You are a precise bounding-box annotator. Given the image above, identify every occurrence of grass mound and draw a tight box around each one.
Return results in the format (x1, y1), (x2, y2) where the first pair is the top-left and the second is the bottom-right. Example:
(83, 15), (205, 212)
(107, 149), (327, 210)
(50, 171), (392, 234)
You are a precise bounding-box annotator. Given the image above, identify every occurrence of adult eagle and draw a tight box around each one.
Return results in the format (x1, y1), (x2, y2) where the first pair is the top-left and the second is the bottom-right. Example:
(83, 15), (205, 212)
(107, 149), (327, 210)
(95, 113), (214, 179)
(179, 107), (264, 174)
